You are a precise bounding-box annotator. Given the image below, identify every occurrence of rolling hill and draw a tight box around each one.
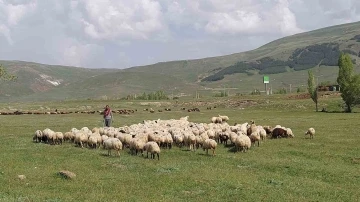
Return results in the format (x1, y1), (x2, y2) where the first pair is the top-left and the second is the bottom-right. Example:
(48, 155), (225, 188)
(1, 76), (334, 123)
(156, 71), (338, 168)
(1, 21), (360, 101)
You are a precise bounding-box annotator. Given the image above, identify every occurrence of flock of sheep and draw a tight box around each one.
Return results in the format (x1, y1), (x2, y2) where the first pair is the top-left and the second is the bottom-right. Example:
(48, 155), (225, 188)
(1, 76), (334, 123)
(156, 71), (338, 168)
(33, 114), (316, 160)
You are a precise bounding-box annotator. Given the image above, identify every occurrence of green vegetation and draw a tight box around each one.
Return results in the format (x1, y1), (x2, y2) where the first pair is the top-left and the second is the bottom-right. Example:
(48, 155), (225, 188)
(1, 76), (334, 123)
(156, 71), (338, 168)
(0, 64), (17, 81)
(2, 22), (360, 102)
(202, 43), (342, 82)
(307, 70), (319, 112)
(337, 53), (360, 112)
(0, 95), (359, 201)
(122, 90), (169, 100)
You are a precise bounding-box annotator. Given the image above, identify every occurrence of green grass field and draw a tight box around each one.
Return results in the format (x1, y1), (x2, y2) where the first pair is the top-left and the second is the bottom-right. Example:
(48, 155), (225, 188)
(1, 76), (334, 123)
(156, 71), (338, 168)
(0, 95), (359, 201)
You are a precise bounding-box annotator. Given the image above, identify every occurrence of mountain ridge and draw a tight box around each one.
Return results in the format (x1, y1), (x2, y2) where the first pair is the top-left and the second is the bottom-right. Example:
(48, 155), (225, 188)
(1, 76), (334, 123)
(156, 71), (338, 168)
(1, 21), (360, 101)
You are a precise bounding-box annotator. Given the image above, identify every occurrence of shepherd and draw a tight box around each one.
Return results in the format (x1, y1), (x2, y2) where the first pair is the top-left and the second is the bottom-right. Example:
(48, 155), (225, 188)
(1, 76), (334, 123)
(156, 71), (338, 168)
(103, 105), (113, 127)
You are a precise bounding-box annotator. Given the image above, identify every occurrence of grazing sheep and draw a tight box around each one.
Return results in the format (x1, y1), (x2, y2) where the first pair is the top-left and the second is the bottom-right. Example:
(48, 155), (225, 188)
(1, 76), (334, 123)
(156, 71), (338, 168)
(54, 132), (64, 145)
(143, 141), (161, 160)
(305, 128), (315, 139)
(234, 135), (251, 152)
(103, 138), (123, 156)
(271, 128), (288, 139)
(286, 128), (295, 138)
(263, 126), (273, 136)
(202, 139), (217, 156)
(33, 130), (43, 143)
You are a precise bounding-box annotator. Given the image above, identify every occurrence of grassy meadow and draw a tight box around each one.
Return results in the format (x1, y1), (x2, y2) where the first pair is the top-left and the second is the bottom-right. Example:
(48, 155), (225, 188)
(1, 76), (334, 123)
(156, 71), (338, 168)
(0, 94), (359, 202)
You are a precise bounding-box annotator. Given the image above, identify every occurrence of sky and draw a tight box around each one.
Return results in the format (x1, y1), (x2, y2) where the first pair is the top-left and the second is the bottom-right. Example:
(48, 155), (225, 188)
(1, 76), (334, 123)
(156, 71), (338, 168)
(0, 0), (360, 69)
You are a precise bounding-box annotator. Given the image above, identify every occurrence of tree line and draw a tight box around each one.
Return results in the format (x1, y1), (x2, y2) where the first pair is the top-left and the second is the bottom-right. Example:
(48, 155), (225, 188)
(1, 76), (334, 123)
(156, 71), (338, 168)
(308, 53), (360, 112)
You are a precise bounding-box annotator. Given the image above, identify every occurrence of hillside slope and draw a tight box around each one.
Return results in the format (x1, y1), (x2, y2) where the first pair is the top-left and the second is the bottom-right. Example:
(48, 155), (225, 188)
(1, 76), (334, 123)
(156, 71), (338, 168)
(1, 21), (360, 101)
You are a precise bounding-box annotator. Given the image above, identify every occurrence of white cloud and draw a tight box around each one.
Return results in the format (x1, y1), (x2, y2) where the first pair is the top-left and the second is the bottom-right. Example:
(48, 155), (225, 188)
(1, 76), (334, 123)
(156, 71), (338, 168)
(80, 0), (164, 40)
(0, 24), (12, 45)
(0, 0), (359, 69)
(60, 38), (104, 68)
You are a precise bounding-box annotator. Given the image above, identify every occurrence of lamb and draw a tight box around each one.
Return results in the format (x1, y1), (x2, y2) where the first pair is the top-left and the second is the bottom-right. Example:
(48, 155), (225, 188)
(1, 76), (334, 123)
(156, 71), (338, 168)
(103, 137), (123, 156)
(305, 128), (315, 139)
(202, 139), (217, 156)
(143, 141), (161, 160)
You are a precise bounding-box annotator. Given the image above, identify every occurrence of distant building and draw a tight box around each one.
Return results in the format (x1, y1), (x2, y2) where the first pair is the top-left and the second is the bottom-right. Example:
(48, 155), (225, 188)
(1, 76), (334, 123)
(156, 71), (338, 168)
(318, 84), (340, 91)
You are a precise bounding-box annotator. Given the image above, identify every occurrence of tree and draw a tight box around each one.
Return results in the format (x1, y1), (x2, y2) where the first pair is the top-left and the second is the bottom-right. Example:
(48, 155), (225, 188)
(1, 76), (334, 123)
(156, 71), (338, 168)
(307, 70), (318, 112)
(0, 64), (17, 81)
(337, 53), (360, 112)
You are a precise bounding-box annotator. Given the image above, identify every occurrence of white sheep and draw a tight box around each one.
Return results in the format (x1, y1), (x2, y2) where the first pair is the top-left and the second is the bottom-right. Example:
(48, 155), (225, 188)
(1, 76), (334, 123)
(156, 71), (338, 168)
(286, 128), (294, 138)
(103, 137), (123, 156)
(143, 141), (161, 160)
(249, 131), (261, 147)
(202, 139), (217, 156)
(54, 132), (64, 145)
(74, 131), (88, 148)
(305, 128), (315, 139)
(234, 134), (251, 152)
(218, 114), (229, 122)
(33, 130), (43, 143)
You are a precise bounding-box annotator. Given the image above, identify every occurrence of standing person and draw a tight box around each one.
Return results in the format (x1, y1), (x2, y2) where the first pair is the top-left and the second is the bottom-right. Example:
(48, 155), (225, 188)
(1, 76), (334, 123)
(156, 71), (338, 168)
(103, 105), (113, 127)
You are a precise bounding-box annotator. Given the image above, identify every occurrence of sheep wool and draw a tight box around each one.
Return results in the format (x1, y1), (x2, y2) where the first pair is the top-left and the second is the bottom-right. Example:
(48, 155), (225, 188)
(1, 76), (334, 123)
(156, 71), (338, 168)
(144, 141), (161, 160)
(202, 139), (217, 156)
(305, 128), (315, 139)
(103, 138), (123, 156)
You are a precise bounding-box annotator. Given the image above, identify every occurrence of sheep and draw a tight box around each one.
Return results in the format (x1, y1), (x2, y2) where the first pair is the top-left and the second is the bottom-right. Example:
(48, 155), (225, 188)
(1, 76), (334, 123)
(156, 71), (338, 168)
(271, 127), (288, 139)
(234, 135), (251, 152)
(103, 138), (123, 156)
(42, 128), (55, 144)
(74, 131), (88, 148)
(257, 127), (267, 141)
(64, 131), (73, 142)
(33, 130), (43, 143)
(218, 114), (229, 122)
(305, 128), (315, 139)
(247, 120), (257, 136)
(143, 141), (161, 160)
(219, 132), (230, 145)
(54, 132), (64, 145)
(211, 116), (222, 124)
(286, 128), (294, 138)
(202, 139), (217, 156)
(88, 133), (102, 149)
(129, 138), (146, 156)
(249, 131), (261, 147)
